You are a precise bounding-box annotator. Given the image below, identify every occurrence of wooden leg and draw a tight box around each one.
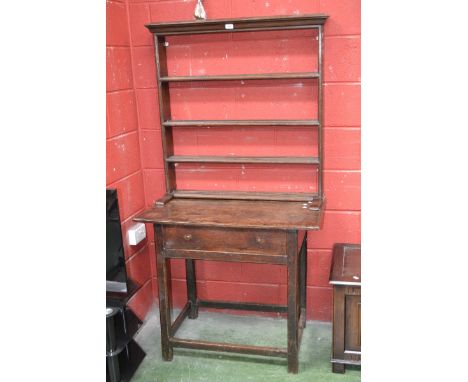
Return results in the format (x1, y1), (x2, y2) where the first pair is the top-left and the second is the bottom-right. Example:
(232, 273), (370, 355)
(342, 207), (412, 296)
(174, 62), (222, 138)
(332, 363), (345, 373)
(332, 287), (345, 372)
(155, 225), (173, 361)
(185, 259), (198, 319)
(299, 232), (307, 328)
(287, 231), (299, 374)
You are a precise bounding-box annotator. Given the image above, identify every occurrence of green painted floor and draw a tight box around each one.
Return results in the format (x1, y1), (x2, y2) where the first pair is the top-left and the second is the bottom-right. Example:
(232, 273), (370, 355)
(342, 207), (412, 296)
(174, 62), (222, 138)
(131, 307), (360, 382)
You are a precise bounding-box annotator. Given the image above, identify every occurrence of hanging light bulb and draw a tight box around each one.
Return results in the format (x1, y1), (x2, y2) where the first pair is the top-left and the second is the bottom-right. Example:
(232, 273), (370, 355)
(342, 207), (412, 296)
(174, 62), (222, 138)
(194, 0), (207, 20)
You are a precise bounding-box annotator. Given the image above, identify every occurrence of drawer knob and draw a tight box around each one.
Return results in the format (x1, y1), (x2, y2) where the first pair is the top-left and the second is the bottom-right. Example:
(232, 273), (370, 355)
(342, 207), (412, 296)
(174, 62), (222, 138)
(184, 234), (192, 241)
(255, 236), (265, 244)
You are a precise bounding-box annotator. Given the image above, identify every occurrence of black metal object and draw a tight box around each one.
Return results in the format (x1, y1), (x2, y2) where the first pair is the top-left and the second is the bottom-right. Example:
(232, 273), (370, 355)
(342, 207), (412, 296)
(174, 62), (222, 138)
(106, 303), (146, 382)
(107, 282), (143, 340)
(106, 340), (146, 382)
(106, 188), (128, 293)
(106, 307), (121, 382)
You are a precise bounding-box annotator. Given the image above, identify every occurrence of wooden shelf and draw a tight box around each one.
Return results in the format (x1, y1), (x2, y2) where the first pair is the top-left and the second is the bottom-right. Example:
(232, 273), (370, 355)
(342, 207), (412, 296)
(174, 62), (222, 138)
(160, 72), (319, 82)
(172, 190), (320, 203)
(146, 14), (328, 35)
(166, 156), (319, 164)
(163, 119), (320, 127)
(147, 14), (326, 202)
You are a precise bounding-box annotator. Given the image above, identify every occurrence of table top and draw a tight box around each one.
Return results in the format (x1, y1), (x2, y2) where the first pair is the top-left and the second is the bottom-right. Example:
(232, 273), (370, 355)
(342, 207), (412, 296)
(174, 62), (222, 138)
(329, 243), (361, 286)
(134, 198), (323, 230)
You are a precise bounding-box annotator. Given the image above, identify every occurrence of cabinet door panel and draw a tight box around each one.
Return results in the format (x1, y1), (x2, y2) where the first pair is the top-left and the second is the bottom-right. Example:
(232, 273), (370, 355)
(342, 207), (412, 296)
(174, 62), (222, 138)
(345, 294), (361, 352)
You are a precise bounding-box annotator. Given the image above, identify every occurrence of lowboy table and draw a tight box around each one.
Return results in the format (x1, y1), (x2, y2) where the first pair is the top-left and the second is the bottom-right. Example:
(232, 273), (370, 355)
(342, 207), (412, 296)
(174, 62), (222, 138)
(135, 197), (323, 373)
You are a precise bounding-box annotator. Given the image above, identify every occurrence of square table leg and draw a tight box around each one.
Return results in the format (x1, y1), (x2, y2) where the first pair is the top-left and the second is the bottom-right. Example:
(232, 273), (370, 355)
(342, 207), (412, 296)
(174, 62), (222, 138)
(185, 259), (199, 319)
(155, 225), (173, 361)
(287, 230), (299, 374)
(299, 232), (307, 328)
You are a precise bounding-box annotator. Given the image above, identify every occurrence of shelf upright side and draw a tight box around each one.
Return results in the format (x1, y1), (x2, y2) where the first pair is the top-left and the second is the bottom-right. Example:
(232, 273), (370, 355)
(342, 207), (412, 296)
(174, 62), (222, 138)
(317, 25), (324, 199)
(154, 34), (176, 195)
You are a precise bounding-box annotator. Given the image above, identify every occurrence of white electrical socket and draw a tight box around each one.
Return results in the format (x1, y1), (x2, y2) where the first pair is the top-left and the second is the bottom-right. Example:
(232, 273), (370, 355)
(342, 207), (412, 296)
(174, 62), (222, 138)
(128, 223), (146, 246)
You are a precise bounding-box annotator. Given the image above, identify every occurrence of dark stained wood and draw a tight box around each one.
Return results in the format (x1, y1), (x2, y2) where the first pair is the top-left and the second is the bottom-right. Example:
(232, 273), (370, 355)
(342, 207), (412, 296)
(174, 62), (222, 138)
(155, 193), (174, 207)
(170, 301), (190, 336)
(154, 35), (176, 193)
(146, 14), (328, 35)
(134, 199), (323, 230)
(333, 287), (361, 367)
(185, 259), (198, 318)
(172, 190), (319, 203)
(165, 249), (287, 265)
(286, 230), (299, 374)
(160, 72), (319, 82)
(299, 233), (307, 328)
(331, 358), (361, 366)
(163, 119), (319, 127)
(345, 294), (361, 351)
(148, 14), (326, 207)
(140, 15), (328, 374)
(166, 155), (319, 165)
(154, 225), (173, 361)
(332, 287), (346, 369)
(330, 244), (361, 373)
(330, 243), (361, 285)
(198, 300), (288, 313)
(308, 195), (325, 211)
(317, 25), (324, 196)
(164, 226), (287, 255)
(170, 337), (288, 357)
(332, 363), (346, 373)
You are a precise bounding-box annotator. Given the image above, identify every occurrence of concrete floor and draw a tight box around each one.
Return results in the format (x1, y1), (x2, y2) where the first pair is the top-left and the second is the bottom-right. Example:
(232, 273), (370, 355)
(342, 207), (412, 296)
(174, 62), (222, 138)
(131, 306), (360, 382)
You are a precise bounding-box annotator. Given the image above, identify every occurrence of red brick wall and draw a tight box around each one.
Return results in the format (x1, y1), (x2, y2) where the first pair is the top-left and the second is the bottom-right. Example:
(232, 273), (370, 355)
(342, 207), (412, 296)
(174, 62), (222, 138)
(106, 0), (153, 320)
(107, 0), (360, 322)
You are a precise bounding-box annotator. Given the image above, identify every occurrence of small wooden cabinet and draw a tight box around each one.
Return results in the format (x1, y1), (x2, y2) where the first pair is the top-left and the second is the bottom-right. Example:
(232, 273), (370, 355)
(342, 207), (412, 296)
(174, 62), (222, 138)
(330, 243), (361, 373)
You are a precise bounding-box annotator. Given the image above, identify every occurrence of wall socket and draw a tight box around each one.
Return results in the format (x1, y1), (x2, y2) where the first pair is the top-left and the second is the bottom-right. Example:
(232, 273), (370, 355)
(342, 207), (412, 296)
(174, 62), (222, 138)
(127, 223), (146, 246)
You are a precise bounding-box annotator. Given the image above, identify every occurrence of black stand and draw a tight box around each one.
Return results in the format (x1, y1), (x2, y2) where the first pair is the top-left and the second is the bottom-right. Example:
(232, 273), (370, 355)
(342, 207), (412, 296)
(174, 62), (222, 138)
(106, 283), (146, 382)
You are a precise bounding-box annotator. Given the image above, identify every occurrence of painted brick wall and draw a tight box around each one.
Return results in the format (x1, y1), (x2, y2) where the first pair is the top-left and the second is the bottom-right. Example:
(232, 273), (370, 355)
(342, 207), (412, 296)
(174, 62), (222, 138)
(108, 0), (360, 322)
(106, 0), (154, 321)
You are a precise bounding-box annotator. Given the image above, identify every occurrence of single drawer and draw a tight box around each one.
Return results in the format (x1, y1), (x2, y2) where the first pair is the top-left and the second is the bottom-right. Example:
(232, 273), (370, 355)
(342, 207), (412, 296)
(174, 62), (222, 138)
(163, 226), (287, 256)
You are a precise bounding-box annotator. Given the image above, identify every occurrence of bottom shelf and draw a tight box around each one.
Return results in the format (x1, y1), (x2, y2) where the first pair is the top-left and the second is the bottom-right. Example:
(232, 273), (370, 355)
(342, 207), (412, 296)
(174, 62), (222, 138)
(171, 190), (320, 203)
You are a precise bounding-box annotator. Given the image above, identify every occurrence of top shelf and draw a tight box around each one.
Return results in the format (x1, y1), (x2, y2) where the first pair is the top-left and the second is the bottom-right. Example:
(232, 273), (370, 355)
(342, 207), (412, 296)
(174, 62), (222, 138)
(145, 14), (328, 35)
